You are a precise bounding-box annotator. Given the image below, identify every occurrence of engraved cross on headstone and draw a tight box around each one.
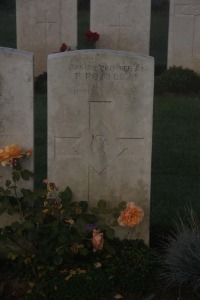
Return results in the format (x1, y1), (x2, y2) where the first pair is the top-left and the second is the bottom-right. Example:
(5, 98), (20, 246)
(175, 2), (200, 58)
(37, 10), (57, 51)
(54, 100), (144, 201)
(109, 12), (131, 49)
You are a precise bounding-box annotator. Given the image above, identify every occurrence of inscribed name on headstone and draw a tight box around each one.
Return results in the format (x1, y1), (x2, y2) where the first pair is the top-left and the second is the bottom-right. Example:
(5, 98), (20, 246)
(90, 0), (151, 54)
(0, 47), (34, 226)
(168, 0), (200, 72)
(16, 0), (77, 76)
(48, 50), (154, 244)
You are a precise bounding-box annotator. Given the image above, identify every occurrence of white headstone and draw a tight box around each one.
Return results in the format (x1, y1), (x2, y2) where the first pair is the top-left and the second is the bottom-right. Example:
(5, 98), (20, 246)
(0, 47), (34, 226)
(168, 0), (200, 72)
(16, 0), (77, 76)
(48, 50), (154, 244)
(90, 0), (151, 54)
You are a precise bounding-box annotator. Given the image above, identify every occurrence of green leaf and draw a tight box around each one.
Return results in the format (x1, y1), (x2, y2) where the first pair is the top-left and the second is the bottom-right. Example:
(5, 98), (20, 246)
(58, 232), (69, 243)
(82, 213), (97, 223)
(59, 187), (72, 206)
(53, 255), (63, 266)
(79, 248), (89, 256)
(97, 199), (107, 210)
(21, 188), (32, 197)
(20, 169), (33, 181)
(111, 220), (118, 227)
(23, 221), (35, 230)
(12, 170), (20, 182)
(79, 201), (88, 212)
(56, 247), (65, 256)
(104, 242), (116, 255)
(90, 207), (99, 215)
(100, 208), (113, 214)
(0, 207), (7, 215)
(2, 189), (11, 195)
(5, 180), (11, 187)
(105, 228), (115, 240)
(118, 201), (127, 210)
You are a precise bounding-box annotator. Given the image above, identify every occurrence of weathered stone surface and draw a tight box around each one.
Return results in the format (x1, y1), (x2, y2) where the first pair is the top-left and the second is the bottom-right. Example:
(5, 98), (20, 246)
(16, 0), (77, 76)
(168, 0), (200, 72)
(0, 47), (34, 226)
(48, 50), (154, 243)
(90, 0), (151, 54)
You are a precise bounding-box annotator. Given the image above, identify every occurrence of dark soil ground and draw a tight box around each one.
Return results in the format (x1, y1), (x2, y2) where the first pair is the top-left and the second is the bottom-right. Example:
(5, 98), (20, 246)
(0, 232), (199, 300)
(0, 266), (199, 300)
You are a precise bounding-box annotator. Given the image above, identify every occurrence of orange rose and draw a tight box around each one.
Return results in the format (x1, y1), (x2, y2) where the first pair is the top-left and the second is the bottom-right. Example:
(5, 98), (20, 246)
(4, 145), (22, 158)
(0, 149), (10, 166)
(92, 229), (104, 252)
(0, 145), (32, 167)
(118, 202), (144, 227)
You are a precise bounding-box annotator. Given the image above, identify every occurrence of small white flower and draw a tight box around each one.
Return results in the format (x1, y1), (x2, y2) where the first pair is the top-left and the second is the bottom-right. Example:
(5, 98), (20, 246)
(114, 294), (123, 299)
(94, 262), (101, 268)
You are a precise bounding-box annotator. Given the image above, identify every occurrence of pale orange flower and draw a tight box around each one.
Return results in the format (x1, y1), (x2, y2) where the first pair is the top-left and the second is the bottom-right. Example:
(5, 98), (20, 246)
(4, 145), (22, 158)
(0, 145), (29, 166)
(0, 149), (10, 166)
(92, 229), (104, 252)
(94, 262), (102, 268)
(118, 202), (144, 227)
(0, 145), (23, 167)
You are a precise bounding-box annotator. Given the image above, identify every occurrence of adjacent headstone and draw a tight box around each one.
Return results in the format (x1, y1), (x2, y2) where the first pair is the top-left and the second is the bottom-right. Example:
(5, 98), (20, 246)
(0, 47), (34, 226)
(48, 50), (154, 243)
(90, 0), (151, 54)
(16, 0), (77, 76)
(168, 0), (200, 72)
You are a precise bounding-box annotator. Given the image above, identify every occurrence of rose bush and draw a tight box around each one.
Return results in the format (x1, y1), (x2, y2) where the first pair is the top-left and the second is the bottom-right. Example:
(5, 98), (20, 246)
(0, 144), (146, 299)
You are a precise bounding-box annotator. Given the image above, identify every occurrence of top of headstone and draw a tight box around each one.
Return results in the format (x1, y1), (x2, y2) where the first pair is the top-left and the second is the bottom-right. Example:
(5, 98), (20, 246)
(0, 47), (33, 58)
(48, 49), (154, 63)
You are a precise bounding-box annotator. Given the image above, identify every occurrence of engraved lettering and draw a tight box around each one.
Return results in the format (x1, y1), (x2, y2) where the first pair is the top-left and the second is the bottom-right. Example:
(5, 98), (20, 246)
(114, 74), (120, 80)
(75, 73), (81, 79)
(69, 64), (135, 72)
(92, 73), (98, 80)
(86, 73), (91, 79)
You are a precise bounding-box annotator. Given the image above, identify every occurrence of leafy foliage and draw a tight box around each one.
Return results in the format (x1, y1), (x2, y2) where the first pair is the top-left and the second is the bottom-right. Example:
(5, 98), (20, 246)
(154, 66), (200, 95)
(103, 239), (156, 296)
(0, 146), (148, 299)
(22, 238), (155, 300)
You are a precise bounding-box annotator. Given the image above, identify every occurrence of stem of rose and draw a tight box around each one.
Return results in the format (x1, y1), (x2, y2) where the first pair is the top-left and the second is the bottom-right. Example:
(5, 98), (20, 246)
(12, 173), (23, 221)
